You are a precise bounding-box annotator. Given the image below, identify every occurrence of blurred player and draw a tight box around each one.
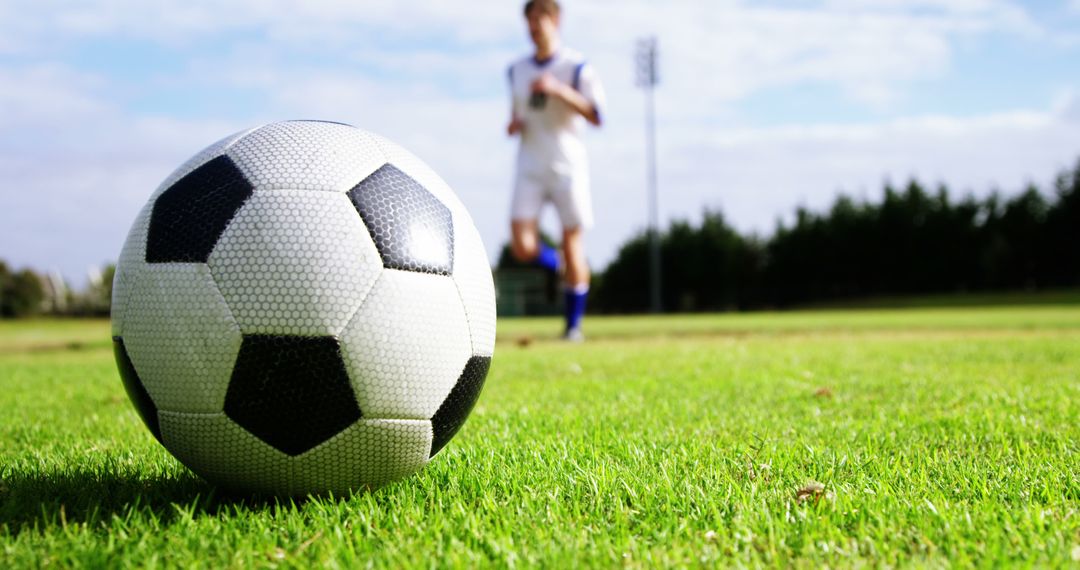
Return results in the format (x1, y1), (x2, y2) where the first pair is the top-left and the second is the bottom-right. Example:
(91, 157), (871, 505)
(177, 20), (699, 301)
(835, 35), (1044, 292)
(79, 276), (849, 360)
(506, 0), (605, 341)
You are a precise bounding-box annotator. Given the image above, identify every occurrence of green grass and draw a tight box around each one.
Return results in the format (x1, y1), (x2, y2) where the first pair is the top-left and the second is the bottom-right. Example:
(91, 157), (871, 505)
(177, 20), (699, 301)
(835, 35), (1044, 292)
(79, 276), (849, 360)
(802, 288), (1080, 309)
(2, 308), (1078, 568)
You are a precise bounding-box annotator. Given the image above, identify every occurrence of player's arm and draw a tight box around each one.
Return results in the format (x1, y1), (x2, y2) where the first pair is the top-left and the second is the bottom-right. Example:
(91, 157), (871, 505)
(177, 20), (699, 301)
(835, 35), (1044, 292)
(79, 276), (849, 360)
(508, 113), (524, 136)
(507, 65), (524, 136)
(532, 73), (602, 126)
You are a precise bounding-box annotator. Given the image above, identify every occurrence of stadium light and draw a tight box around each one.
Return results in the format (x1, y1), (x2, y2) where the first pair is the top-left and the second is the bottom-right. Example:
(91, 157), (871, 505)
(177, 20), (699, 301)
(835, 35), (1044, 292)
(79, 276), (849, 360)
(635, 36), (662, 313)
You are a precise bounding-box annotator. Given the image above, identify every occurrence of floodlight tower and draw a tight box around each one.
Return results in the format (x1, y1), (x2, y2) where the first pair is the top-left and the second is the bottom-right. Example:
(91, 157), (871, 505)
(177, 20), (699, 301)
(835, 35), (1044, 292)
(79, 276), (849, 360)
(636, 36), (662, 313)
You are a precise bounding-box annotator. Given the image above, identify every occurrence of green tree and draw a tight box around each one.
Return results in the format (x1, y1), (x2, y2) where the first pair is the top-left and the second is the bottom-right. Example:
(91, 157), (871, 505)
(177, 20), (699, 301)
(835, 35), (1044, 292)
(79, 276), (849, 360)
(0, 265), (45, 318)
(1045, 160), (1080, 286)
(594, 157), (1080, 311)
(595, 211), (760, 313)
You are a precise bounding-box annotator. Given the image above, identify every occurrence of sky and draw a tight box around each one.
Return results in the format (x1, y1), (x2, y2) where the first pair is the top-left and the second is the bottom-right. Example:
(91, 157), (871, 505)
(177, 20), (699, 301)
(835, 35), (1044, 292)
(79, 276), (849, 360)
(1, 0), (1079, 285)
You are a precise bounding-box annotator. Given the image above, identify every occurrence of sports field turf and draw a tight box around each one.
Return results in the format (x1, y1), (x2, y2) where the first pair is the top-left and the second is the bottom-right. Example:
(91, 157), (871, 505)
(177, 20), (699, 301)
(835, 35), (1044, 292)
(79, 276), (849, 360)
(1, 307), (1078, 567)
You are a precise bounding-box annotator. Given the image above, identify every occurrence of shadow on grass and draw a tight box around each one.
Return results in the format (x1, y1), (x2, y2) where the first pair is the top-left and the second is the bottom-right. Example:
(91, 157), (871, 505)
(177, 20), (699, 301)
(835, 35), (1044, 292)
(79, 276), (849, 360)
(0, 467), (306, 534)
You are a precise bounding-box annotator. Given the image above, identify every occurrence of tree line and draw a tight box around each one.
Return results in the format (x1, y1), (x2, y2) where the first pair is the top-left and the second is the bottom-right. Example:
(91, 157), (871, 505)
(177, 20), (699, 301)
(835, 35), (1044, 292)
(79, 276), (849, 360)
(0, 262), (113, 318)
(592, 159), (1080, 312)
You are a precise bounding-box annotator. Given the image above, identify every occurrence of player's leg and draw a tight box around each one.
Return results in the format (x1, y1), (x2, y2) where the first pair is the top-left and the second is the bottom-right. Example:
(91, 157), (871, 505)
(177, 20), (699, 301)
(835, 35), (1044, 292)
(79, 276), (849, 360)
(552, 173), (594, 340)
(561, 226), (589, 340)
(561, 227), (589, 288)
(510, 175), (559, 271)
(509, 219), (547, 263)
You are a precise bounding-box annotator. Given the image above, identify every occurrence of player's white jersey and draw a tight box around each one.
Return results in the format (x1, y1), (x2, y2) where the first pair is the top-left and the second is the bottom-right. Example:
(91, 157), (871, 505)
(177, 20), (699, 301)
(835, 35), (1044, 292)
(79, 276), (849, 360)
(508, 48), (605, 176)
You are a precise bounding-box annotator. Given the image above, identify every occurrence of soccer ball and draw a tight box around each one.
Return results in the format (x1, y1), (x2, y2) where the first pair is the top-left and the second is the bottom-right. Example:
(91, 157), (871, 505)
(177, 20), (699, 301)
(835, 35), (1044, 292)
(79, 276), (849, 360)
(111, 121), (496, 495)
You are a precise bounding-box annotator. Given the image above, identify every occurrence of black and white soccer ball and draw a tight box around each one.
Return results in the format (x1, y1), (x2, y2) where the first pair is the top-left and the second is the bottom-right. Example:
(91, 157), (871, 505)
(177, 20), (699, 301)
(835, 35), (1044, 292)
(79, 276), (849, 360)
(111, 121), (496, 495)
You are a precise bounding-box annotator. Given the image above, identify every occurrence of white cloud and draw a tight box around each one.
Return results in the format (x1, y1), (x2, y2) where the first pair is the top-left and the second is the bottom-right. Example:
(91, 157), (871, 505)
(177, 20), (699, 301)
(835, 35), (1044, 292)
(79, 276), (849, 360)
(0, 1), (1042, 90)
(0, 0), (517, 48)
(0, 65), (110, 129)
(556, 0), (1044, 123)
(673, 107), (1078, 227)
(1053, 90), (1080, 123)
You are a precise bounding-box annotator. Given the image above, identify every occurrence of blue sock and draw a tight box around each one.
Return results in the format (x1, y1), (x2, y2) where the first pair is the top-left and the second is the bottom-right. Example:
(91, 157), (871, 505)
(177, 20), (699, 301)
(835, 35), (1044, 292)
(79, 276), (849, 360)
(535, 244), (559, 272)
(564, 285), (588, 331)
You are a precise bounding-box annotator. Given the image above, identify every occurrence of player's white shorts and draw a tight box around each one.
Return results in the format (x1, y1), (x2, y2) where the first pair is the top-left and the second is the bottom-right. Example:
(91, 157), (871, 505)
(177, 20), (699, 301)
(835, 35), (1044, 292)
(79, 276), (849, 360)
(511, 169), (594, 230)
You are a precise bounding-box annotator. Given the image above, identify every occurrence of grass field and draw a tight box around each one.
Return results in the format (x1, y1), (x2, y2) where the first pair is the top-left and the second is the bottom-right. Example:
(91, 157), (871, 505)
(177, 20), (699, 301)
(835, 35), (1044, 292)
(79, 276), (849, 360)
(2, 307), (1079, 567)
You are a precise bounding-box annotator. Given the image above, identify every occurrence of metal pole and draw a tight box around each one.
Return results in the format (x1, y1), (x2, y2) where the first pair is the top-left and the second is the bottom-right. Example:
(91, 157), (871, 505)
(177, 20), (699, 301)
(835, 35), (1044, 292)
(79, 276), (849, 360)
(637, 37), (662, 313)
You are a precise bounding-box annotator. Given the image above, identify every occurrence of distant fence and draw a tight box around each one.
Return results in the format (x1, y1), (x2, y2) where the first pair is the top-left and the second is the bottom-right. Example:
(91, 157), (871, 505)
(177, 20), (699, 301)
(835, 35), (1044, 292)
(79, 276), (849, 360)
(493, 268), (560, 317)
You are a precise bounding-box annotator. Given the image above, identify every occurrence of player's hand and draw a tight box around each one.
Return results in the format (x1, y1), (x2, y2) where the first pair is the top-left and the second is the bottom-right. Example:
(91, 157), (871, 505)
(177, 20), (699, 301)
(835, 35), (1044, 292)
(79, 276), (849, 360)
(507, 117), (524, 136)
(530, 73), (564, 96)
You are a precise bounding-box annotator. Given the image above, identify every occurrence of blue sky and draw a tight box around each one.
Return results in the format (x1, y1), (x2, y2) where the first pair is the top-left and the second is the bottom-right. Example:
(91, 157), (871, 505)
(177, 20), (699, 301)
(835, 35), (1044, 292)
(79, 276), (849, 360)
(1, 0), (1078, 285)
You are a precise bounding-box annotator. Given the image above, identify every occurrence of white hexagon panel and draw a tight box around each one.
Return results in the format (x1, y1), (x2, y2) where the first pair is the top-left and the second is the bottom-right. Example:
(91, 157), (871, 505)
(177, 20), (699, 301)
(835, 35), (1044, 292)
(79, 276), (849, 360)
(227, 121), (386, 193)
(112, 120), (496, 496)
(340, 269), (472, 419)
(160, 412), (293, 494)
(452, 216), (497, 357)
(119, 264), (242, 414)
(110, 200), (153, 338)
(208, 191), (382, 337)
(291, 419), (433, 494)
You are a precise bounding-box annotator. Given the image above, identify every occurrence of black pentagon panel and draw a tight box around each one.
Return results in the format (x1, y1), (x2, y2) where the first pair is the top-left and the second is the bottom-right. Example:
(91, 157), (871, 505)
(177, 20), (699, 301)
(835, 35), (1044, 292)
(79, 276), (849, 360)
(347, 164), (454, 275)
(113, 337), (162, 443)
(430, 356), (491, 457)
(225, 335), (361, 456)
(146, 155), (253, 263)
